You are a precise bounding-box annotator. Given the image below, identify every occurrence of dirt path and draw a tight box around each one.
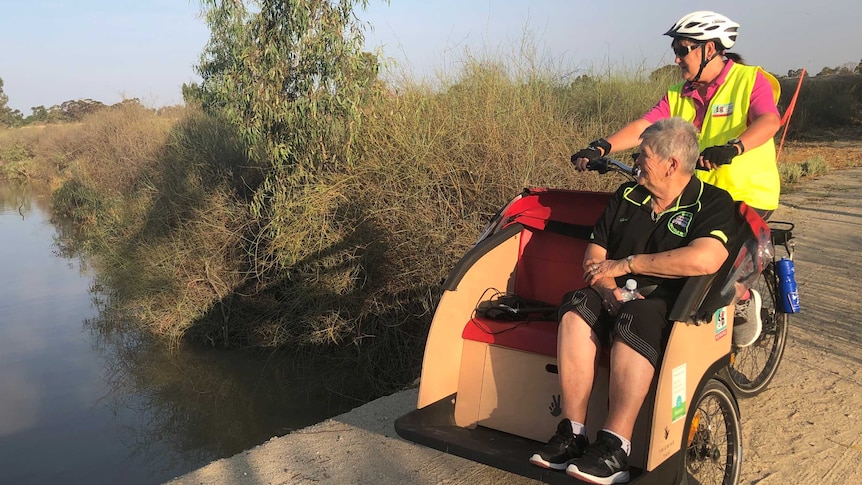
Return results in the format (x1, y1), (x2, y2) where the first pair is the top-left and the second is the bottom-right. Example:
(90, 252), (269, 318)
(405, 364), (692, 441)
(737, 167), (862, 484)
(169, 168), (862, 485)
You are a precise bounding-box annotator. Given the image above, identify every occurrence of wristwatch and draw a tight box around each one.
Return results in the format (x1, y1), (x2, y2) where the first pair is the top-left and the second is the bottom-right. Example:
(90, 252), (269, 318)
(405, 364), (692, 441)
(626, 255), (636, 274)
(728, 138), (745, 154)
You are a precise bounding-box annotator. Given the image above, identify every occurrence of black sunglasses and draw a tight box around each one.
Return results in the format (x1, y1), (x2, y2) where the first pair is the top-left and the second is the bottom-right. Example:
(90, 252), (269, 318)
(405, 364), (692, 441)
(672, 43), (702, 58)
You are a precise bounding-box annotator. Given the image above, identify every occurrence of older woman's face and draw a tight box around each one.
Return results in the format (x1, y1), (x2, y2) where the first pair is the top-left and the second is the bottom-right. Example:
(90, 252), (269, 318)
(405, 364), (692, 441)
(634, 145), (670, 190)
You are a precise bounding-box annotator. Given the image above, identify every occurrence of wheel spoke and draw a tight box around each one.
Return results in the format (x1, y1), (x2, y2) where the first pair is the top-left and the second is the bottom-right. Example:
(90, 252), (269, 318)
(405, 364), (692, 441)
(725, 262), (789, 397)
(686, 380), (741, 485)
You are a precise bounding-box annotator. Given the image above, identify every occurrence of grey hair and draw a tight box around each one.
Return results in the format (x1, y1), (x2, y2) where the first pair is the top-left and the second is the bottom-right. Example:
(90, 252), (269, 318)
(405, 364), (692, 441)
(640, 117), (700, 173)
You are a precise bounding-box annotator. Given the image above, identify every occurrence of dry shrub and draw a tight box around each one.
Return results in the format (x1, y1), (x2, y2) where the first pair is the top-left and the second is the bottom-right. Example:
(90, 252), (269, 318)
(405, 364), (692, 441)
(779, 162), (803, 185)
(1, 126), (48, 180)
(129, 192), (250, 347)
(9, 104), (176, 190)
(67, 103), (175, 194)
(75, 107), (253, 348)
(349, 59), (652, 267)
(801, 155), (829, 177)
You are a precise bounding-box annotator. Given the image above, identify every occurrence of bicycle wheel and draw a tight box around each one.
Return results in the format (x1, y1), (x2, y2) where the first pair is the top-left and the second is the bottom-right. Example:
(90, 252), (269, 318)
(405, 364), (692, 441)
(723, 263), (789, 398)
(685, 379), (742, 485)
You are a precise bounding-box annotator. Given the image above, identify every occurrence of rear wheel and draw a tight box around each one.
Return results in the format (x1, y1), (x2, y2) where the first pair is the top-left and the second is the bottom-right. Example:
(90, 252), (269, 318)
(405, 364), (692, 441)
(723, 263), (789, 398)
(685, 379), (742, 485)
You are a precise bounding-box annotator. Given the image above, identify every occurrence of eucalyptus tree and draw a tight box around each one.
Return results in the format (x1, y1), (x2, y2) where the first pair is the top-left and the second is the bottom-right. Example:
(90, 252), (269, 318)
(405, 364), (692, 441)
(186, 0), (398, 354)
(193, 0), (374, 186)
(0, 77), (23, 127)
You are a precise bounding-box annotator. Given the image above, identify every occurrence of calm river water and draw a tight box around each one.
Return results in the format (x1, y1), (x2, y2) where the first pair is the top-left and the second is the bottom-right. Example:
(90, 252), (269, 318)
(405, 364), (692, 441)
(0, 181), (359, 484)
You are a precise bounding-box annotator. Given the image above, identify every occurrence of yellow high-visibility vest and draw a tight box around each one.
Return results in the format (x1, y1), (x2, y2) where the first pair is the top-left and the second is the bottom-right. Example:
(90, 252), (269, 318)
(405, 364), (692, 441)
(667, 63), (781, 210)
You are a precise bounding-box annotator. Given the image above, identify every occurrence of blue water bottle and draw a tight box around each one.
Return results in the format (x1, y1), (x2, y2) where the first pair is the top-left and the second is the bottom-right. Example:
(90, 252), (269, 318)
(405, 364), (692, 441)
(776, 257), (800, 313)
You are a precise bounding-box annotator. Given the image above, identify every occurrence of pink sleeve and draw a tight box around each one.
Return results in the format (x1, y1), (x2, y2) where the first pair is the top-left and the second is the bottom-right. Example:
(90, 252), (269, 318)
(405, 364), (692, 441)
(748, 71), (780, 121)
(642, 94), (670, 123)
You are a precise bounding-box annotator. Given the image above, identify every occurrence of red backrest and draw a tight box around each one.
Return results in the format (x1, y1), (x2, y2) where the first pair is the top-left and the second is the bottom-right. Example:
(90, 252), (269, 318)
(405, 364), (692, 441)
(501, 189), (612, 306)
(515, 229), (590, 305)
(462, 189), (613, 357)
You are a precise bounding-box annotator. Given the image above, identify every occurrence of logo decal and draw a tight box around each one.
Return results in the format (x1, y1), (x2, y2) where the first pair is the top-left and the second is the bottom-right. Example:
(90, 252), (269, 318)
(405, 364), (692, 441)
(668, 211), (693, 237)
(604, 455), (624, 470)
(548, 394), (562, 417)
(714, 307), (728, 340)
(712, 102), (735, 117)
(671, 364), (686, 423)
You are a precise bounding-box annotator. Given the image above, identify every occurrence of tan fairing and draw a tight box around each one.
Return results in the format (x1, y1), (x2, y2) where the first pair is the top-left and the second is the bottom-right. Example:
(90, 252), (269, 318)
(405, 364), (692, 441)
(417, 231), (520, 409)
(443, 303), (731, 472)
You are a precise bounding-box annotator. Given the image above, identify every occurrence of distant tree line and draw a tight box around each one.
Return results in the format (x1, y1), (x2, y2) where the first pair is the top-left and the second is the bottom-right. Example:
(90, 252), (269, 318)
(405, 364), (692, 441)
(0, 76), (154, 128)
(785, 59), (862, 78)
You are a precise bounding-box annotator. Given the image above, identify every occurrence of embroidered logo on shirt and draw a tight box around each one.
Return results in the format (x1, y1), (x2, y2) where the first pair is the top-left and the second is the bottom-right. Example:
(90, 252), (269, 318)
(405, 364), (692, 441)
(712, 103), (734, 117)
(668, 211), (693, 237)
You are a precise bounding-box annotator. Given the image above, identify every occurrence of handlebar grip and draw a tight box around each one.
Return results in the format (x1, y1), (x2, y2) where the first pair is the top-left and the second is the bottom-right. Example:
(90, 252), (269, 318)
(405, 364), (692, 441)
(586, 159), (609, 174)
(695, 159), (731, 171)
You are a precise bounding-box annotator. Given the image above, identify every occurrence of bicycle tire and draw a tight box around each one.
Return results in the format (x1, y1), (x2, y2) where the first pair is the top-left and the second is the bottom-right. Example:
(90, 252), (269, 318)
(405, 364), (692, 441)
(684, 378), (743, 484)
(722, 262), (789, 398)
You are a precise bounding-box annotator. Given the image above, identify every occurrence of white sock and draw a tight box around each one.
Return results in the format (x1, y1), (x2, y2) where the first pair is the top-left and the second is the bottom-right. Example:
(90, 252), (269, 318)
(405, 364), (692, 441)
(569, 420), (586, 436)
(602, 428), (632, 455)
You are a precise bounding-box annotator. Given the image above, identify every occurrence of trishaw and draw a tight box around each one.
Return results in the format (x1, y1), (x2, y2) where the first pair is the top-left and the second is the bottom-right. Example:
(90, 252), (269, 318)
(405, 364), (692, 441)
(395, 158), (794, 484)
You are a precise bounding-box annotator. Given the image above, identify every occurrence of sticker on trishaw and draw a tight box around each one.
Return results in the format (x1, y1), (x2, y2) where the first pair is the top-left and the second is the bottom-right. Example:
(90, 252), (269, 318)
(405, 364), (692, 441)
(671, 364), (687, 423)
(714, 307), (728, 340)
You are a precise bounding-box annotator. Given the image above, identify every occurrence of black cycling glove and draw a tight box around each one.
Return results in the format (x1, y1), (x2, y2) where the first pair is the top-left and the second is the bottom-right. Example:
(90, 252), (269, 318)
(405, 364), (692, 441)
(699, 143), (740, 167)
(571, 138), (612, 165)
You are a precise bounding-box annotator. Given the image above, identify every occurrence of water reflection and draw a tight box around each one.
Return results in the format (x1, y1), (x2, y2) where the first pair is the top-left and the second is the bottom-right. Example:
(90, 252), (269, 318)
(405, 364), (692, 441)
(0, 181), (362, 484)
(87, 312), (364, 479)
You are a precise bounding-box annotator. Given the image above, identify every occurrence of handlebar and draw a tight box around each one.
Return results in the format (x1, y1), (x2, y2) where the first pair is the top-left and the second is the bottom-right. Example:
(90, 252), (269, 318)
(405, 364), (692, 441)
(695, 158), (731, 171)
(586, 157), (640, 178)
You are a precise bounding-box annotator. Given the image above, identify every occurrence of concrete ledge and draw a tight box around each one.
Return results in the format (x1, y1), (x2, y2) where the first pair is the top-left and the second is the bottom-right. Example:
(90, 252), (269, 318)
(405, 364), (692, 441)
(167, 388), (536, 485)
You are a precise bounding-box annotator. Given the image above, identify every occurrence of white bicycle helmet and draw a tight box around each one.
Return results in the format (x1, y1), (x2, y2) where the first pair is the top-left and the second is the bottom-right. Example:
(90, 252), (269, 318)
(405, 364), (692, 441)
(664, 11), (740, 49)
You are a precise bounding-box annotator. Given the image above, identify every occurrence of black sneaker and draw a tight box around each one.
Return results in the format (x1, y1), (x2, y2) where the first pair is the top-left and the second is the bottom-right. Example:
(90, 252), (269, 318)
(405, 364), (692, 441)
(566, 430), (630, 484)
(529, 419), (589, 470)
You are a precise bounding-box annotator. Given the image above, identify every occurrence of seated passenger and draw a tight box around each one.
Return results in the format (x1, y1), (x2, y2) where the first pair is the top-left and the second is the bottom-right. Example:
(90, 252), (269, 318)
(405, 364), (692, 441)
(529, 117), (739, 483)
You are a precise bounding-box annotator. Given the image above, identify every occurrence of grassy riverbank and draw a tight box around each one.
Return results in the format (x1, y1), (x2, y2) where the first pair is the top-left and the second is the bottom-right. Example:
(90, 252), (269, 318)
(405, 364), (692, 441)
(1, 64), (860, 394)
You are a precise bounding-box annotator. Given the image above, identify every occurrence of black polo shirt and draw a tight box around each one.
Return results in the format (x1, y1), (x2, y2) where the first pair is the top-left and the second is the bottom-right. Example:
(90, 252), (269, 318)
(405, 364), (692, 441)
(591, 177), (739, 294)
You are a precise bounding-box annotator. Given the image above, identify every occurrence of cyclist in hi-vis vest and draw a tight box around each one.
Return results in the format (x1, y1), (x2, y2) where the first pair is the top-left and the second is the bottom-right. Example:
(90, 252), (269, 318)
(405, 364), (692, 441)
(570, 11), (779, 352)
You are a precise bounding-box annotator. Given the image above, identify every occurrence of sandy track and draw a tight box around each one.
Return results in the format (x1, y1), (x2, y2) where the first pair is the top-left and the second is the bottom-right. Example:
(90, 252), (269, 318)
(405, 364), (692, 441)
(737, 167), (862, 484)
(170, 168), (862, 485)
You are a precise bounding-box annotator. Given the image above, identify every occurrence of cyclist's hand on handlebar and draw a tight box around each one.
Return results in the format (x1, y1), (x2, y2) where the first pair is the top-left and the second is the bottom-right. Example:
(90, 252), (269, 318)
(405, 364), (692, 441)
(698, 143), (739, 170)
(571, 138), (612, 171)
(571, 147), (602, 171)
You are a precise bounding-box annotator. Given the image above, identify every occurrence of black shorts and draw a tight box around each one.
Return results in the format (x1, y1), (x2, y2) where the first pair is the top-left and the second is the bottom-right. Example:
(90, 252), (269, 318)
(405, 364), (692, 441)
(559, 287), (674, 368)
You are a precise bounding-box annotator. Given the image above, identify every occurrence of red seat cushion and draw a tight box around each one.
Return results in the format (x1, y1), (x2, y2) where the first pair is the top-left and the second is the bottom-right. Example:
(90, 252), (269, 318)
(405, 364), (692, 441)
(462, 317), (611, 367)
(462, 318), (558, 357)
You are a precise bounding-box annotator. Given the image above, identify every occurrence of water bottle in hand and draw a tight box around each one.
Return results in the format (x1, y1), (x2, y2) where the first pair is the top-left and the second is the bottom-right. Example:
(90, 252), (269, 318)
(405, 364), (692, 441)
(620, 279), (640, 302)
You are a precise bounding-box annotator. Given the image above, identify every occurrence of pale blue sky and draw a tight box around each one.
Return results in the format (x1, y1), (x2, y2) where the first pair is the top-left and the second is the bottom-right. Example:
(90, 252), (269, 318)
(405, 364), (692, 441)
(1, 1), (860, 114)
